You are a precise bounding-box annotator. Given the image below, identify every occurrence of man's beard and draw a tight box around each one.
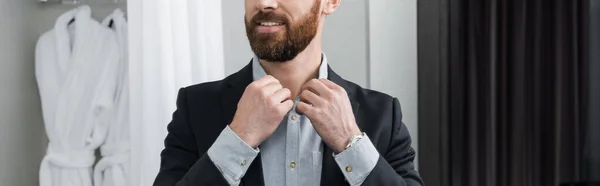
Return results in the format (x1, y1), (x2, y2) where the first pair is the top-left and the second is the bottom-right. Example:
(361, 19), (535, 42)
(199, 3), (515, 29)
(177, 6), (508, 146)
(245, 1), (320, 62)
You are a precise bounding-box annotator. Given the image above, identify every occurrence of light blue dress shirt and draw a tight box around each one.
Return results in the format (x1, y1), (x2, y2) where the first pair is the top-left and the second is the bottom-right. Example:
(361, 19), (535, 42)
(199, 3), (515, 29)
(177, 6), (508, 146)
(207, 54), (379, 186)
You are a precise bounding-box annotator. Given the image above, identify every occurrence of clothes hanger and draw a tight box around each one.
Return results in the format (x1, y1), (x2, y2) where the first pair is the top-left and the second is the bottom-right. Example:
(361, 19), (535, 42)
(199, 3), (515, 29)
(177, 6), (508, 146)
(107, 8), (127, 28)
(68, 18), (76, 26)
(67, 3), (82, 26)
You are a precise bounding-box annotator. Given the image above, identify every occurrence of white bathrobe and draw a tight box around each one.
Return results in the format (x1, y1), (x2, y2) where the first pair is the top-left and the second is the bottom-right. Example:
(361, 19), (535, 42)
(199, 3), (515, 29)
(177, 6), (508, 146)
(36, 5), (120, 186)
(94, 9), (130, 186)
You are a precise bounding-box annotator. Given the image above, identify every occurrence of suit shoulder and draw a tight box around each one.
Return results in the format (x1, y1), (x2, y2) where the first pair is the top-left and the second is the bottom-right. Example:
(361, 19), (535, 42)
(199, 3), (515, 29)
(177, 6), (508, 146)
(344, 80), (395, 105)
(184, 79), (225, 95)
(180, 74), (239, 106)
(184, 69), (245, 95)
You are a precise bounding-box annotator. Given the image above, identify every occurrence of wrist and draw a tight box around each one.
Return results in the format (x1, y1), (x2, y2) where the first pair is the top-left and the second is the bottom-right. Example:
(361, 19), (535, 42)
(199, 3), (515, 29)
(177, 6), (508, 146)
(333, 129), (363, 153)
(229, 123), (260, 148)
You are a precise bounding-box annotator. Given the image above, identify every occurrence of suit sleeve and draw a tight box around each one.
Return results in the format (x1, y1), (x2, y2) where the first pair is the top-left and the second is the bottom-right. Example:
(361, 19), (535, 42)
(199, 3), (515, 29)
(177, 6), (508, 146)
(361, 98), (424, 186)
(153, 88), (230, 186)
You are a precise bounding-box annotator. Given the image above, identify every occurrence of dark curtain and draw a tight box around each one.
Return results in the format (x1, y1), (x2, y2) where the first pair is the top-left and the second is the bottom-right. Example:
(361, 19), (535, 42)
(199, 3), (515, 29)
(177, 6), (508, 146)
(448, 0), (590, 186)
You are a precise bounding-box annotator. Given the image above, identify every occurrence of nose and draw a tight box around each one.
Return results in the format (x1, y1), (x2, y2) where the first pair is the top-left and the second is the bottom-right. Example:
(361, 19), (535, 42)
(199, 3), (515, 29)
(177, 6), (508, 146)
(256, 0), (278, 12)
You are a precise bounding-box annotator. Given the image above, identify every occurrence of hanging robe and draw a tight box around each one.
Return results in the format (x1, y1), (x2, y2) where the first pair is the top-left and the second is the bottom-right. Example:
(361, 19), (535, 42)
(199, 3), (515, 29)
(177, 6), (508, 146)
(35, 5), (120, 186)
(94, 9), (130, 186)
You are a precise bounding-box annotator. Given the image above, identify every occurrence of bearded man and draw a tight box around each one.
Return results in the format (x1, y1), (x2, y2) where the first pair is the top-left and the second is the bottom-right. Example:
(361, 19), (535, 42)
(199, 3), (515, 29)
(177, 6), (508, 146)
(153, 0), (423, 185)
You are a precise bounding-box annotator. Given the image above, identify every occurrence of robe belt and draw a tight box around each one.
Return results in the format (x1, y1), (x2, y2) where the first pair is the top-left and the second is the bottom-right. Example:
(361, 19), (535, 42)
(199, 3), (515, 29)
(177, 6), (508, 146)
(42, 147), (96, 168)
(39, 147), (96, 186)
(94, 142), (130, 186)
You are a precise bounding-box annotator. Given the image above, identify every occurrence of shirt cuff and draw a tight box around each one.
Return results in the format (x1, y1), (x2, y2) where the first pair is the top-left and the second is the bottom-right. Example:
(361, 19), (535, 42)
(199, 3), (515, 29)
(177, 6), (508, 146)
(207, 125), (260, 186)
(333, 134), (379, 186)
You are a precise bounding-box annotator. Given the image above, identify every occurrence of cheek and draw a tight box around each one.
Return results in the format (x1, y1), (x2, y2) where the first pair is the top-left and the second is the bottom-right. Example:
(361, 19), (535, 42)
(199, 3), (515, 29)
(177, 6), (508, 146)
(244, 2), (256, 21)
(244, 11), (253, 22)
(279, 2), (308, 20)
(244, 16), (250, 24)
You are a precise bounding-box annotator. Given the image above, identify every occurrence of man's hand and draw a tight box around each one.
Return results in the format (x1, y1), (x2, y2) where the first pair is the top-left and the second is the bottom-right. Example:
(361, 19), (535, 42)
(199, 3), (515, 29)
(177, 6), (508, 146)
(296, 79), (362, 153)
(230, 75), (294, 148)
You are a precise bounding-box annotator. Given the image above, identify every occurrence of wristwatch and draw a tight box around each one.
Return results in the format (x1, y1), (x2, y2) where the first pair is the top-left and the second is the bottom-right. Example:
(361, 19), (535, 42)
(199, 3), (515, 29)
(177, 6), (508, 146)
(345, 133), (365, 150)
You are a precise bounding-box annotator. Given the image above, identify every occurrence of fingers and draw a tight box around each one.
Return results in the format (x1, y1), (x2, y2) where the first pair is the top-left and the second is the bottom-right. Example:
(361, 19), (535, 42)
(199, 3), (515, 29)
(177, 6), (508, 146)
(250, 75), (280, 89)
(302, 79), (332, 97)
(276, 99), (295, 115)
(270, 88), (292, 105)
(270, 88), (292, 116)
(262, 83), (283, 97)
(300, 89), (323, 106)
(319, 79), (342, 91)
(296, 101), (312, 116)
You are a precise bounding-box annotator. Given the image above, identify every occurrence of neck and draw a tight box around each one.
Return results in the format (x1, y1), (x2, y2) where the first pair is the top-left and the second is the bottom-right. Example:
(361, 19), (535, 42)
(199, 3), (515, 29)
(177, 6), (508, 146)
(259, 39), (322, 98)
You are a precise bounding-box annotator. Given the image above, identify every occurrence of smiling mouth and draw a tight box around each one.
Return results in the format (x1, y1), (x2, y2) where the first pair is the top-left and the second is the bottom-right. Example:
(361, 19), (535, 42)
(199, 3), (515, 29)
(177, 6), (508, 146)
(256, 21), (285, 26)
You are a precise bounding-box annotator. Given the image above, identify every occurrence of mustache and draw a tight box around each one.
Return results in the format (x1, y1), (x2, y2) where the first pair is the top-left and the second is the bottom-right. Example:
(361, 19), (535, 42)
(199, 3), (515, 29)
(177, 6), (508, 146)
(250, 11), (289, 25)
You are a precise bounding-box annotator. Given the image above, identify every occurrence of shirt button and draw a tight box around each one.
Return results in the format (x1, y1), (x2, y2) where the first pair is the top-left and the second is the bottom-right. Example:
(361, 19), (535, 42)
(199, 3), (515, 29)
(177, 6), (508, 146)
(290, 161), (296, 169)
(291, 114), (297, 121)
(241, 160), (247, 166)
(345, 165), (352, 172)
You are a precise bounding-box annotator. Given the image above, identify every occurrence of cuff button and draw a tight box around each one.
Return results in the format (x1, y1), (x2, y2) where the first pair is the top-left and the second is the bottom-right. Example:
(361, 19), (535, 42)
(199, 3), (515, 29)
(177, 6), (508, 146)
(290, 161), (296, 169)
(345, 165), (352, 172)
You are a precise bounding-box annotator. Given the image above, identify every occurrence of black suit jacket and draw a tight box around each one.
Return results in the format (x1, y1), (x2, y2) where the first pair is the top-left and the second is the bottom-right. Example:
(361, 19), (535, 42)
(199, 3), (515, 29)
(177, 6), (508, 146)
(153, 63), (424, 186)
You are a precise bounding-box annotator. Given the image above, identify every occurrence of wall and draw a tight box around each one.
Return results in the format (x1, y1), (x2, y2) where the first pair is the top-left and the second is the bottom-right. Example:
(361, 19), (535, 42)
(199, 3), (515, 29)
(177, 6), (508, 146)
(0, 1), (125, 185)
(0, 0), (45, 185)
(321, 0), (368, 87)
(221, 1), (253, 76)
(369, 0), (419, 168)
(221, 0), (418, 167)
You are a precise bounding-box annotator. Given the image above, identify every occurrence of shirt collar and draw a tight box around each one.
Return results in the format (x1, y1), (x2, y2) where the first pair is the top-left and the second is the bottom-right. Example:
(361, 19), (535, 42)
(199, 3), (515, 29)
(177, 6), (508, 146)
(252, 53), (329, 81)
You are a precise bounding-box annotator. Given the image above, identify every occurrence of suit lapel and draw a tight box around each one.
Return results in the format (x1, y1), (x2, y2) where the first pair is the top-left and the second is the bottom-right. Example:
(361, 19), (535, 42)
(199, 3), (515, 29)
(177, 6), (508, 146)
(326, 65), (360, 118)
(320, 145), (339, 186)
(220, 62), (265, 186)
(321, 66), (360, 186)
(220, 62), (252, 126)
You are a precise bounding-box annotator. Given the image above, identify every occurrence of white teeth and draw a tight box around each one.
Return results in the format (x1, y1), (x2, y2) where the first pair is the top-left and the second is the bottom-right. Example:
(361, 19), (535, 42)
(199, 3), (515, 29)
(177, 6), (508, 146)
(260, 22), (283, 26)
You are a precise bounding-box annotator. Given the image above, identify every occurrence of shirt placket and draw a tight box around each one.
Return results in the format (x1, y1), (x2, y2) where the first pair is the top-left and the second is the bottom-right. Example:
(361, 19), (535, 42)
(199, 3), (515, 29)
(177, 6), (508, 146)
(285, 98), (301, 186)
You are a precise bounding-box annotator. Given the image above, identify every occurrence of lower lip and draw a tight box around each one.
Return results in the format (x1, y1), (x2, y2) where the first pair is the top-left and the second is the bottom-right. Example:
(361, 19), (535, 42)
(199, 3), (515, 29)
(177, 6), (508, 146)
(256, 25), (285, 33)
